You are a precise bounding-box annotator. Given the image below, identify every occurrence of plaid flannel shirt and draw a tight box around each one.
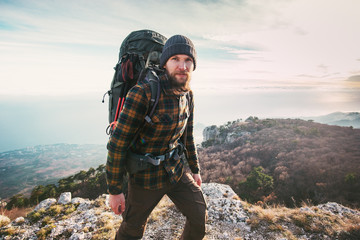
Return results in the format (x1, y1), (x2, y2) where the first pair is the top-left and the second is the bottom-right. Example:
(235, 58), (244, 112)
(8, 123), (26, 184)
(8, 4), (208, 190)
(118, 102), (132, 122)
(106, 74), (200, 195)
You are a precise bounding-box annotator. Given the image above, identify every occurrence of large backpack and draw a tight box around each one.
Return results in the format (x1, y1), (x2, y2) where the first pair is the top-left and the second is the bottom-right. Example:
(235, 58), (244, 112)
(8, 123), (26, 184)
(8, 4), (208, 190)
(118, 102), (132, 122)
(102, 30), (167, 135)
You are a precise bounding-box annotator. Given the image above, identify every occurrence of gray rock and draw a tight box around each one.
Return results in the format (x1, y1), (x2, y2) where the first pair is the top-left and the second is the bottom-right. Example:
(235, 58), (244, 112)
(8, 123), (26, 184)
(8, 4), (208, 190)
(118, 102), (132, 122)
(300, 206), (314, 213)
(50, 225), (66, 238)
(14, 216), (25, 224)
(203, 125), (219, 141)
(202, 183), (248, 223)
(317, 202), (360, 216)
(71, 197), (86, 204)
(103, 194), (110, 207)
(77, 199), (93, 211)
(69, 232), (85, 240)
(34, 198), (56, 211)
(58, 192), (72, 204)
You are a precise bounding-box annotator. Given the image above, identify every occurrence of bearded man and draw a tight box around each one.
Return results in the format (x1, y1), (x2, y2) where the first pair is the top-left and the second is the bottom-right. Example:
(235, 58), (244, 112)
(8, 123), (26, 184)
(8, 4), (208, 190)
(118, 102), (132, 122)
(106, 35), (207, 240)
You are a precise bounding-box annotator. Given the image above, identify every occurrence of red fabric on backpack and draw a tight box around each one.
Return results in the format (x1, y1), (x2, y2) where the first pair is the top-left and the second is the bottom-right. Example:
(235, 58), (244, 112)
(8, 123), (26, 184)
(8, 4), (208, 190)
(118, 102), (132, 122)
(121, 59), (134, 82)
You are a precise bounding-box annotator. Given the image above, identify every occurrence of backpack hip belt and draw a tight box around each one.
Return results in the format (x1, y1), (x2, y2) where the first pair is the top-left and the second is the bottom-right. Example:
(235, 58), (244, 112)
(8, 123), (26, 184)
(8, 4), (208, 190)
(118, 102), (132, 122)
(126, 143), (185, 174)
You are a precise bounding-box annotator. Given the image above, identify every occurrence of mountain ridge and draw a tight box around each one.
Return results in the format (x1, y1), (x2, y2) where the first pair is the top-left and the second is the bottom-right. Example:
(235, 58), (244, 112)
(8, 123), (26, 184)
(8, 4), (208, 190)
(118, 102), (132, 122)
(1, 183), (359, 239)
(301, 111), (360, 128)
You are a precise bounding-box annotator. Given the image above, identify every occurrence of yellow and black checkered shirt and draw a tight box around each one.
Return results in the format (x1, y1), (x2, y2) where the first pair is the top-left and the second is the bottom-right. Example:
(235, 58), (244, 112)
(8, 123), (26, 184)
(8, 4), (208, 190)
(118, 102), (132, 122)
(106, 74), (200, 195)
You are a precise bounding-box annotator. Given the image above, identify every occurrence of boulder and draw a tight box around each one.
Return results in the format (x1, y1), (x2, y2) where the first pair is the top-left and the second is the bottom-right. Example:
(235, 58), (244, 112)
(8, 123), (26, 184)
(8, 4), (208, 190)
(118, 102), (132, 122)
(34, 198), (56, 211)
(14, 216), (25, 224)
(58, 192), (72, 204)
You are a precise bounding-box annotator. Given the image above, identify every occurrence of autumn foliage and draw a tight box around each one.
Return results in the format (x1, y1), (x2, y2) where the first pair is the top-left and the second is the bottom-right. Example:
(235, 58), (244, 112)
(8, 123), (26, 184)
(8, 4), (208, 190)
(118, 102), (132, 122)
(199, 118), (360, 208)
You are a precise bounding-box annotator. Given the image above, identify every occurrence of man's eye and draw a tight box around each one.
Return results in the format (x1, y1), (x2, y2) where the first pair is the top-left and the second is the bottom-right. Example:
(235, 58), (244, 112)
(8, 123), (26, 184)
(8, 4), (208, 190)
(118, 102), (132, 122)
(186, 58), (193, 62)
(171, 57), (178, 61)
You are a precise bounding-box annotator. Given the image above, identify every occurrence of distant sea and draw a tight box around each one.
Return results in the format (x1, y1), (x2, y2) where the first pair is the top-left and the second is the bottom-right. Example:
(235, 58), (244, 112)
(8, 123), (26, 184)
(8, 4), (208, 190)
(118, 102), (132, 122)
(1, 87), (359, 152)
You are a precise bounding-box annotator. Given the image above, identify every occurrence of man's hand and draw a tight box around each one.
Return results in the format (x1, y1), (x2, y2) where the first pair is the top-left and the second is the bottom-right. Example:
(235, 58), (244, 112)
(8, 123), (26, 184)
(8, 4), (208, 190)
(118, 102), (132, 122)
(109, 193), (125, 215)
(192, 173), (202, 187)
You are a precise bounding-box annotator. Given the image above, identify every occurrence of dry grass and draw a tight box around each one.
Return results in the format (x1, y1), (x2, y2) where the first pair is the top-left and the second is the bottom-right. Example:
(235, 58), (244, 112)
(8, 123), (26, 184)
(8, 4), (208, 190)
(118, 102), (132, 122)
(48, 204), (63, 216)
(92, 218), (121, 240)
(244, 201), (360, 238)
(0, 216), (10, 228)
(41, 216), (54, 227)
(36, 224), (56, 240)
(64, 204), (76, 214)
(0, 226), (17, 236)
(92, 208), (121, 240)
(27, 208), (46, 223)
(1, 207), (33, 221)
(148, 196), (175, 223)
(282, 229), (298, 240)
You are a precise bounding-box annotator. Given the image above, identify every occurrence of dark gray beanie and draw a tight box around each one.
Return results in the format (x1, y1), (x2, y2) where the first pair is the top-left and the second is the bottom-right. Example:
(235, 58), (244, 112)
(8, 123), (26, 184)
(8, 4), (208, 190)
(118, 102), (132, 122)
(160, 35), (197, 70)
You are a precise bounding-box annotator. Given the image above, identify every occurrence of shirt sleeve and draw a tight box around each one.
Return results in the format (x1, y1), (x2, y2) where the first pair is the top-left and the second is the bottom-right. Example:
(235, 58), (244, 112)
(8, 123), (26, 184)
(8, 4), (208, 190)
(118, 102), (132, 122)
(184, 90), (200, 174)
(106, 85), (149, 194)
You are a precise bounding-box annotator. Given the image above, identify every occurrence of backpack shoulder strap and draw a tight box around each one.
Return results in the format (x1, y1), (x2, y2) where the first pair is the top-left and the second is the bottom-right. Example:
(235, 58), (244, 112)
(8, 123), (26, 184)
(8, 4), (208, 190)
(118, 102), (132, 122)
(145, 70), (161, 124)
(180, 91), (193, 149)
(186, 91), (193, 112)
(127, 69), (161, 150)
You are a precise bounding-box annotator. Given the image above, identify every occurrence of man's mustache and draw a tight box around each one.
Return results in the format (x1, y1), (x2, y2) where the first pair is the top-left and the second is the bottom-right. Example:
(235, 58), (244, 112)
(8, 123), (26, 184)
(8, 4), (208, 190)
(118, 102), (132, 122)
(174, 71), (189, 76)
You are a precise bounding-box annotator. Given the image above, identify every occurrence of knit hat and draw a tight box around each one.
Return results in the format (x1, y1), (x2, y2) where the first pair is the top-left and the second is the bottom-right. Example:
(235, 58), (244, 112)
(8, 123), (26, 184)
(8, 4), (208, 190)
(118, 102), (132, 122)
(160, 35), (197, 70)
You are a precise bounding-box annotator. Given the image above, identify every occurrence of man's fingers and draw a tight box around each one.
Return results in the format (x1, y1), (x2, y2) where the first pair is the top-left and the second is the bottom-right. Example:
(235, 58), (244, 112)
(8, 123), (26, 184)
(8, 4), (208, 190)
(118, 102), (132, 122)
(109, 194), (125, 215)
(117, 205), (122, 214)
(112, 203), (120, 215)
(120, 199), (126, 214)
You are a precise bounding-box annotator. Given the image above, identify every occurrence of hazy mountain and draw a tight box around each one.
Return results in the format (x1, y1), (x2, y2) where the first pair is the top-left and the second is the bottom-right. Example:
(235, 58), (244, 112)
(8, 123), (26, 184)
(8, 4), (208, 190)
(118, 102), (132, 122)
(302, 111), (360, 128)
(0, 144), (107, 199)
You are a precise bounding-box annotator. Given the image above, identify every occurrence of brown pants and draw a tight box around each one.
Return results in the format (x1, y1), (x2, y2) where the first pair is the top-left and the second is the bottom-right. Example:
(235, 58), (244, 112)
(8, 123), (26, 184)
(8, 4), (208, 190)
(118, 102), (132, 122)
(115, 173), (207, 240)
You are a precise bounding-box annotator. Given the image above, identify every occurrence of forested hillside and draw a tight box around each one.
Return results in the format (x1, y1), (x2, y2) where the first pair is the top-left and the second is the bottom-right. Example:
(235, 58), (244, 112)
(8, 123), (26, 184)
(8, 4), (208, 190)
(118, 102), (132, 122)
(200, 118), (360, 207)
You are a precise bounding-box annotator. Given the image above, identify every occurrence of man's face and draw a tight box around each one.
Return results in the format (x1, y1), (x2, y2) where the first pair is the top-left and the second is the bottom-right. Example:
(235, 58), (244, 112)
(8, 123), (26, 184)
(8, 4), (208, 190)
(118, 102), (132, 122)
(164, 54), (194, 86)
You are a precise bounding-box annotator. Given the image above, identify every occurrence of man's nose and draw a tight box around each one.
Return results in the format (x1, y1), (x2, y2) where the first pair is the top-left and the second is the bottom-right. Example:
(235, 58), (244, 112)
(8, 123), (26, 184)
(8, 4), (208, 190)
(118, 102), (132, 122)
(177, 61), (187, 70)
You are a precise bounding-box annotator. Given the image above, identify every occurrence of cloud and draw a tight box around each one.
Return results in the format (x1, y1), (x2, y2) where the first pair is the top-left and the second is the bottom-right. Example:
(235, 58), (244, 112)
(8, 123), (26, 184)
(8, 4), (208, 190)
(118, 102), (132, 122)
(1, 0), (360, 96)
(347, 75), (360, 82)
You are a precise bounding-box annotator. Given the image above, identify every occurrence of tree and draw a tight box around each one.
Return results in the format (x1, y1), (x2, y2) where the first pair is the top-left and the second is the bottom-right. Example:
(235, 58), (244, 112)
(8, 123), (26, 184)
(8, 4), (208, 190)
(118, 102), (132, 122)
(6, 194), (29, 209)
(74, 170), (87, 183)
(30, 185), (45, 204)
(238, 166), (274, 203)
(87, 167), (96, 177)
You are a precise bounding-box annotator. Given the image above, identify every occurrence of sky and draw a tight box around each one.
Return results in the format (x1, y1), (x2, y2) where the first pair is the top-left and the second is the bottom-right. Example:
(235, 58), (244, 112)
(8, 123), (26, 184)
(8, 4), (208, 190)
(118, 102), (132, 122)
(1, 0), (360, 152)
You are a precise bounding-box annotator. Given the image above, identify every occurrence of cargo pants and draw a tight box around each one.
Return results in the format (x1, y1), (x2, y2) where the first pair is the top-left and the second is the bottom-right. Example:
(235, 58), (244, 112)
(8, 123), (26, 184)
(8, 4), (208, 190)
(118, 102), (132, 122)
(115, 172), (208, 240)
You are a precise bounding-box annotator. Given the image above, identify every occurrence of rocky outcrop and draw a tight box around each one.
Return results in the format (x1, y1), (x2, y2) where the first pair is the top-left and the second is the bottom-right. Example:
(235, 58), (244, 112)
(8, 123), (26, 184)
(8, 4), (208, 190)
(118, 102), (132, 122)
(1, 183), (359, 240)
(202, 123), (251, 144)
(202, 125), (218, 142)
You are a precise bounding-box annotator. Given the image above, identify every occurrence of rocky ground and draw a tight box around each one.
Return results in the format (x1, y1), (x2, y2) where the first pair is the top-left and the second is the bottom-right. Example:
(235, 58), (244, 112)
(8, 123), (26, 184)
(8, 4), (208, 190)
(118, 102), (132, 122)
(1, 183), (359, 240)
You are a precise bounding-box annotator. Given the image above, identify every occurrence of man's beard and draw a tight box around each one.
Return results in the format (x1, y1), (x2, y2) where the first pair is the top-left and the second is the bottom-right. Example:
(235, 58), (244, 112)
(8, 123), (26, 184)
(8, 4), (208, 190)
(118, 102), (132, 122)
(166, 70), (191, 94)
